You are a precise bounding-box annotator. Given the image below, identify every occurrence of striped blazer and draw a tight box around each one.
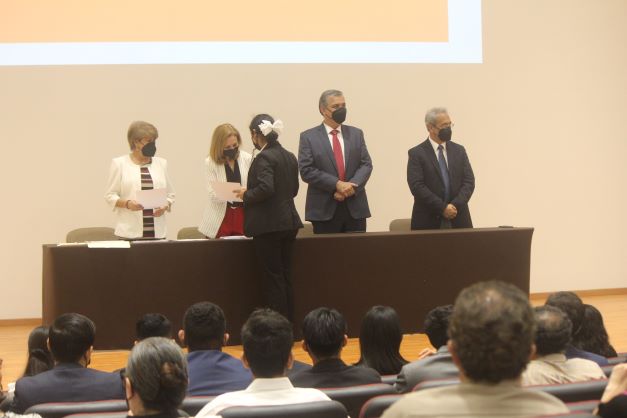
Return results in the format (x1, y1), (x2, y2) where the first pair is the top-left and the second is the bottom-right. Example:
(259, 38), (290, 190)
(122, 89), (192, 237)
(198, 151), (252, 238)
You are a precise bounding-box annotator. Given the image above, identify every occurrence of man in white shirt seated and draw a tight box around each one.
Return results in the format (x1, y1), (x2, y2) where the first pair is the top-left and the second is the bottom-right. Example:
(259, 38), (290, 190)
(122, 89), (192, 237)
(195, 309), (331, 417)
(522, 305), (606, 386)
(383, 281), (569, 418)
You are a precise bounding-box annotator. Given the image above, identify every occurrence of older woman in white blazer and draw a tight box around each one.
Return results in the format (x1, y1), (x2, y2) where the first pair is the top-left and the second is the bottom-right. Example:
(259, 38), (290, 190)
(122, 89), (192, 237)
(198, 123), (252, 238)
(104, 121), (175, 239)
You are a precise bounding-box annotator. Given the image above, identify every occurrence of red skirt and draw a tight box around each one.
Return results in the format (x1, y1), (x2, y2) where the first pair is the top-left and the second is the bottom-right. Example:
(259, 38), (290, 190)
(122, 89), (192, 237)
(216, 206), (244, 238)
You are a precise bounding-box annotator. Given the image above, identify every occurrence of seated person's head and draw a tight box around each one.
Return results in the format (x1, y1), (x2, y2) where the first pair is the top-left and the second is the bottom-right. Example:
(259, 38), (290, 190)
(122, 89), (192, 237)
(241, 309), (293, 378)
(545, 291), (584, 339)
(24, 325), (54, 377)
(179, 302), (227, 352)
(124, 337), (188, 416)
(48, 313), (96, 365)
(572, 304), (616, 358)
(358, 305), (407, 375)
(136, 313), (172, 343)
(301, 307), (347, 361)
(448, 281), (535, 384)
(424, 305), (454, 350)
(534, 306), (572, 356)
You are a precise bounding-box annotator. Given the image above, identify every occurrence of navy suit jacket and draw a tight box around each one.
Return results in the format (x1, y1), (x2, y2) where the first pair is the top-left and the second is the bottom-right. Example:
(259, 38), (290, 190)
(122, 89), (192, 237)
(289, 358), (380, 388)
(407, 139), (475, 230)
(299, 124), (373, 221)
(187, 350), (253, 396)
(11, 363), (125, 414)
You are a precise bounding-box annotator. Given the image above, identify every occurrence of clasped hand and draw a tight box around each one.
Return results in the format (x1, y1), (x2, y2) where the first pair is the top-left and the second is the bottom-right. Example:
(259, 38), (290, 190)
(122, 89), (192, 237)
(443, 203), (457, 220)
(334, 181), (358, 202)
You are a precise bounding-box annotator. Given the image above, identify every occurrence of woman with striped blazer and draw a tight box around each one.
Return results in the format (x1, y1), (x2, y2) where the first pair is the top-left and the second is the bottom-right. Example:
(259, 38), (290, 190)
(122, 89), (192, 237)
(198, 123), (252, 238)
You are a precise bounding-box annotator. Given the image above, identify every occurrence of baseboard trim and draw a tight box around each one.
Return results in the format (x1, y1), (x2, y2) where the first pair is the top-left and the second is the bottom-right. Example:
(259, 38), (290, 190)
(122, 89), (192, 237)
(531, 288), (627, 300)
(0, 318), (41, 326)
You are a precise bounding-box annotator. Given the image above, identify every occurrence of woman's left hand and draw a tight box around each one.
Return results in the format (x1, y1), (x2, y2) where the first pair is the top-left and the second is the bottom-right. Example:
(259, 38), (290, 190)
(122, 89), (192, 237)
(153, 206), (169, 217)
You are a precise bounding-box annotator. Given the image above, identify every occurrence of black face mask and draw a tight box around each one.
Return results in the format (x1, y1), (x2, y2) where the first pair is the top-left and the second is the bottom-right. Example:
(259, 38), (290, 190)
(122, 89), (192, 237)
(331, 107), (347, 124)
(141, 141), (157, 157)
(438, 127), (452, 142)
(223, 147), (238, 160)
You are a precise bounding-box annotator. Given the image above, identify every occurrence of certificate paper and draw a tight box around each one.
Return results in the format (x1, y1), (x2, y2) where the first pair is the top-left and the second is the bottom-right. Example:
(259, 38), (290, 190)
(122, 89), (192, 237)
(210, 181), (243, 203)
(136, 188), (168, 209)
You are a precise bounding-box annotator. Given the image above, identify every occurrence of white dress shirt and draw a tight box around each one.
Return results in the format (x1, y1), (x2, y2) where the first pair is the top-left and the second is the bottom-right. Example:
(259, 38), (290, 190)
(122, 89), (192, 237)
(195, 377), (331, 417)
(104, 154), (175, 239)
(324, 123), (346, 163)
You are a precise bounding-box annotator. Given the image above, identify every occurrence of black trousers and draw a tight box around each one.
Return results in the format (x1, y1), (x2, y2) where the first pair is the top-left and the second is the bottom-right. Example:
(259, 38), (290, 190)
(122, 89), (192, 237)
(312, 201), (366, 234)
(252, 229), (298, 321)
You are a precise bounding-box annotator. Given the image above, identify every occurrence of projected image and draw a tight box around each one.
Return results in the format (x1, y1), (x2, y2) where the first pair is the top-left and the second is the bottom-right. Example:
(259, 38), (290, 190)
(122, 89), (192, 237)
(0, 0), (481, 65)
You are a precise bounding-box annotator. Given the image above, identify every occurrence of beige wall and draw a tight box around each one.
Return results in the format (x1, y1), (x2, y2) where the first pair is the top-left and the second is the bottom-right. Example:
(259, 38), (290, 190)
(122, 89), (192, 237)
(0, 0), (626, 319)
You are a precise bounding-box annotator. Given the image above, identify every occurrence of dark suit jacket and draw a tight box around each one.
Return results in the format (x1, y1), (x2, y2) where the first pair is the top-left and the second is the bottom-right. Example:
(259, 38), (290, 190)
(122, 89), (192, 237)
(11, 363), (125, 414)
(289, 358), (381, 388)
(187, 350), (253, 396)
(407, 139), (475, 230)
(299, 124), (373, 221)
(394, 346), (459, 393)
(243, 141), (303, 237)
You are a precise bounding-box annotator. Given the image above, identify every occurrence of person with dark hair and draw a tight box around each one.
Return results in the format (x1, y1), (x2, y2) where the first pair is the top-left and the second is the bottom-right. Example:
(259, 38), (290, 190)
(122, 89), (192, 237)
(10, 313), (124, 414)
(290, 307), (380, 388)
(355, 306), (408, 375)
(234, 114), (302, 321)
(136, 313), (172, 342)
(394, 305), (458, 393)
(572, 304), (618, 358)
(383, 281), (568, 418)
(522, 306), (605, 385)
(178, 302), (252, 395)
(545, 291), (609, 365)
(196, 309), (330, 417)
(23, 326), (54, 377)
(298, 89), (373, 234)
(124, 337), (188, 418)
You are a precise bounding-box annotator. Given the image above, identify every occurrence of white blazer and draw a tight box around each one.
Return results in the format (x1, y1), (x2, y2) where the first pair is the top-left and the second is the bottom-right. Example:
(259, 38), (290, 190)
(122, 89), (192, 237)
(198, 151), (252, 238)
(104, 155), (175, 239)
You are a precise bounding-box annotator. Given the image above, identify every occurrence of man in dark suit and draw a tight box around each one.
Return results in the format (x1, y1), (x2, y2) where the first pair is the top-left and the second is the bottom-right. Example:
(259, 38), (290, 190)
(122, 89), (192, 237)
(395, 305), (458, 393)
(290, 307), (380, 388)
(10, 313), (125, 414)
(299, 90), (373, 233)
(407, 107), (475, 230)
(179, 302), (253, 396)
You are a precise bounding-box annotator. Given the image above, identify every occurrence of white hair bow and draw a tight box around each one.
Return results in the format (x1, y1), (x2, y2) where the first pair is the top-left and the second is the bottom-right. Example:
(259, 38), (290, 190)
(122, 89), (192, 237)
(258, 119), (284, 136)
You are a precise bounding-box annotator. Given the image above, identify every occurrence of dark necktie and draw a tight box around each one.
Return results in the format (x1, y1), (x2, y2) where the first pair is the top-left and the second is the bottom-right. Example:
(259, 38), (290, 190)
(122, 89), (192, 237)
(438, 145), (450, 202)
(331, 129), (345, 181)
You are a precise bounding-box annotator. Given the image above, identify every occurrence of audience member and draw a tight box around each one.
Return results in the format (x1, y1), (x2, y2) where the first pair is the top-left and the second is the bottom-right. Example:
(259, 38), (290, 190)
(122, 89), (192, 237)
(195, 309), (331, 417)
(290, 307), (380, 388)
(382, 281), (569, 418)
(573, 304), (618, 358)
(179, 302), (252, 396)
(522, 306), (605, 385)
(545, 291), (609, 365)
(124, 337), (187, 418)
(23, 326), (54, 378)
(394, 305), (458, 393)
(136, 313), (172, 343)
(596, 363), (627, 418)
(354, 306), (408, 376)
(10, 313), (125, 414)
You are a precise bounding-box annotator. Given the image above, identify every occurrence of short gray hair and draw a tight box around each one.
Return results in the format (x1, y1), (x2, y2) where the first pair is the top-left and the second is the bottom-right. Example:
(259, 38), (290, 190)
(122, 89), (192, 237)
(425, 107), (448, 126)
(319, 89), (344, 109)
(126, 337), (188, 413)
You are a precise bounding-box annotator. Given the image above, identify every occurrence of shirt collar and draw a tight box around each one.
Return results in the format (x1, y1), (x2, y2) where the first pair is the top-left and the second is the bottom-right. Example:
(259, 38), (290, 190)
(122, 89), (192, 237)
(536, 353), (568, 363)
(429, 136), (445, 153)
(324, 123), (342, 135)
(245, 377), (293, 392)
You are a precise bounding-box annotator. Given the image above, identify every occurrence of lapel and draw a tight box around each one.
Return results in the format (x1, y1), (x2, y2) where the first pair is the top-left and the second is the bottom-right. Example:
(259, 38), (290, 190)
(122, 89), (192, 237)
(446, 142), (456, 181)
(317, 124), (339, 175)
(341, 125), (351, 172)
(423, 138), (444, 184)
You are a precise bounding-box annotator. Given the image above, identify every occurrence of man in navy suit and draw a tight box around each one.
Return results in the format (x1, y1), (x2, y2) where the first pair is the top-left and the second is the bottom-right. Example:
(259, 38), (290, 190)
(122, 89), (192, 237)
(179, 302), (253, 396)
(407, 107), (475, 230)
(299, 90), (373, 233)
(10, 313), (125, 414)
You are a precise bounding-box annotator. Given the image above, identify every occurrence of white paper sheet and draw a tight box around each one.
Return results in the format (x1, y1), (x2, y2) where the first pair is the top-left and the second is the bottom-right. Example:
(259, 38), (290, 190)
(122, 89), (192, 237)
(210, 181), (243, 203)
(136, 188), (168, 209)
(87, 241), (130, 248)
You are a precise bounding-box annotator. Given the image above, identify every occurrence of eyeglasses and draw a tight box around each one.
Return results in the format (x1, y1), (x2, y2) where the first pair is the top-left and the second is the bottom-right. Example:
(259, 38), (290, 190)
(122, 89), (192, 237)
(437, 122), (455, 129)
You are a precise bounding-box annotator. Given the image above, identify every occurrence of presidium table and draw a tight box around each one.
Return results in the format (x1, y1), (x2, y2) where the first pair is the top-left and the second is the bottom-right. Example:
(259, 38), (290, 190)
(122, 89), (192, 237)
(42, 227), (533, 349)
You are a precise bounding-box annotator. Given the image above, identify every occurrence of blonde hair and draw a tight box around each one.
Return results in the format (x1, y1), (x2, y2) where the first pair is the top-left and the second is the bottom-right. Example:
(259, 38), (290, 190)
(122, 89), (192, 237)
(127, 121), (158, 150)
(209, 123), (242, 164)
